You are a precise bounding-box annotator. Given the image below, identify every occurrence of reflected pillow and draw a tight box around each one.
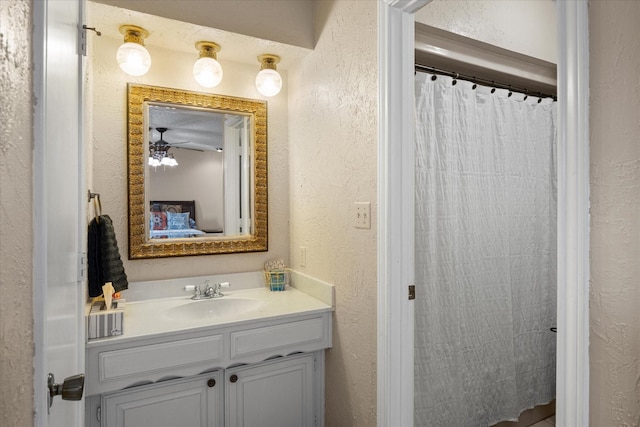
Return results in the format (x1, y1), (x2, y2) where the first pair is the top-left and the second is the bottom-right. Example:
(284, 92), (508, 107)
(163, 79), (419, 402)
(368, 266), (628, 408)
(150, 212), (167, 230)
(167, 212), (190, 230)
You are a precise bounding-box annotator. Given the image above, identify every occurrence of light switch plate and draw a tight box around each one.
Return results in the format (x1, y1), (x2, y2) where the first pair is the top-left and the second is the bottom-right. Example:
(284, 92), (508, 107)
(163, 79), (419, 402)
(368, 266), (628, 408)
(355, 202), (371, 229)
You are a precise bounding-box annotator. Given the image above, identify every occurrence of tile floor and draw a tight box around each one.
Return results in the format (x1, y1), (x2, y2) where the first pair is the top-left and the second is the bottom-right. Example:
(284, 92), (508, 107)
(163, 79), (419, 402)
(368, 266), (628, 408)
(530, 415), (555, 426)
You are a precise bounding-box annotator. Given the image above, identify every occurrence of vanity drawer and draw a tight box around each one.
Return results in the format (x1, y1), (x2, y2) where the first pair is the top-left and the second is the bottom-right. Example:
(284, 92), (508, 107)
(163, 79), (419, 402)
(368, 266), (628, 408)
(230, 315), (331, 359)
(88, 334), (223, 395)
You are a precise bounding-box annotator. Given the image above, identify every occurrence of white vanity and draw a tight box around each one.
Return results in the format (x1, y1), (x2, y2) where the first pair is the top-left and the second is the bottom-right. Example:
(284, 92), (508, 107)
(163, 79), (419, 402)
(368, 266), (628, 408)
(84, 272), (333, 427)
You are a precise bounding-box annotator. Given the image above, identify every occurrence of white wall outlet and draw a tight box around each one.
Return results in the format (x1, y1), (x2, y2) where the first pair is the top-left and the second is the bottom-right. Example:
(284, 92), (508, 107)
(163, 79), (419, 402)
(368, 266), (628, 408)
(299, 246), (307, 268)
(355, 202), (371, 229)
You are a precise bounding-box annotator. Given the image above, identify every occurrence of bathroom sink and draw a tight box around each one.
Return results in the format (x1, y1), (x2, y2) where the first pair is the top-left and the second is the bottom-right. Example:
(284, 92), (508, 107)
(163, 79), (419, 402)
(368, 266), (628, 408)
(163, 297), (265, 321)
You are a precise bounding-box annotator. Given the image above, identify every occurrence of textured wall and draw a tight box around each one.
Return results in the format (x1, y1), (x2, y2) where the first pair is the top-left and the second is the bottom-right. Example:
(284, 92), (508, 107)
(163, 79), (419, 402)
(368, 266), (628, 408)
(0, 0), (34, 424)
(89, 28), (290, 282)
(589, 2), (640, 426)
(288, 1), (378, 425)
(416, 0), (557, 64)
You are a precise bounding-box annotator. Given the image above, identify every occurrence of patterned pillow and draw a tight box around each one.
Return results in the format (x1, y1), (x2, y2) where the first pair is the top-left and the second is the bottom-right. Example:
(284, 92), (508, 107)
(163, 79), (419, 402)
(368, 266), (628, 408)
(150, 212), (167, 230)
(167, 212), (190, 230)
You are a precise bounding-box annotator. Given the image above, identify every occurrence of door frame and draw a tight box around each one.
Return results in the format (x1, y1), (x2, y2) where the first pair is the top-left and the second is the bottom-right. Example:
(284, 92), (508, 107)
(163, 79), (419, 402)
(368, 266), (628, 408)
(376, 1), (590, 426)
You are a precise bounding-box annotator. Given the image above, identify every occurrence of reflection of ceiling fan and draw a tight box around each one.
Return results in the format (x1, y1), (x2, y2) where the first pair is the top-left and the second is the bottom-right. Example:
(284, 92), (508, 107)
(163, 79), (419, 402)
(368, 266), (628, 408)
(149, 127), (184, 167)
(150, 127), (192, 150)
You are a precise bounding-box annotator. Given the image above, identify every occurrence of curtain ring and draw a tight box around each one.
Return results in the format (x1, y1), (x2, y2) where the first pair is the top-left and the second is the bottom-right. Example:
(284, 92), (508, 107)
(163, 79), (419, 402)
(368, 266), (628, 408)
(471, 77), (477, 90)
(523, 89), (529, 101)
(452, 73), (458, 86)
(507, 85), (513, 97)
(490, 82), (496, 94)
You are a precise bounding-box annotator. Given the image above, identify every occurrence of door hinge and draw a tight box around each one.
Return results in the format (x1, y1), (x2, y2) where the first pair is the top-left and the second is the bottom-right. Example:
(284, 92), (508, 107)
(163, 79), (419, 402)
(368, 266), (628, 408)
(80, 25), (102, 57)
(96, 405), (101, 422)
(408, 285), (415, 300)
(79, 25), (88, 56)
(79, 251), (86, 280)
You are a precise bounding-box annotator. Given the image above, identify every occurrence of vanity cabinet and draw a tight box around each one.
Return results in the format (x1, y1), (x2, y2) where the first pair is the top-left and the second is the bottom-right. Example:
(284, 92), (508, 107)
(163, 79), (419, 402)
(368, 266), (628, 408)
(85, 311), (331, 427)
(90, 353), (319, 427)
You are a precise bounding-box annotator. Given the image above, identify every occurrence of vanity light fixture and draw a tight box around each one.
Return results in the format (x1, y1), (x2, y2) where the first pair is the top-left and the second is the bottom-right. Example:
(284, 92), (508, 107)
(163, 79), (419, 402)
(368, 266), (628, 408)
(193, 41), (223, 88)
(255, 54), (282, 97)
(116, 25), (151, 76)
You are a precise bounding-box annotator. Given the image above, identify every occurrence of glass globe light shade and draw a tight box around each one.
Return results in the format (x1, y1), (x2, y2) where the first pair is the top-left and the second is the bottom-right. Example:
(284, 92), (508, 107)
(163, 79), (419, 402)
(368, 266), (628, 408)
(149, 157), (161, 167)
(193, 57), (223, 88)
(116, 42), (151, 76)
(255, 69), (282, 97)
(160, 156), (172, 166)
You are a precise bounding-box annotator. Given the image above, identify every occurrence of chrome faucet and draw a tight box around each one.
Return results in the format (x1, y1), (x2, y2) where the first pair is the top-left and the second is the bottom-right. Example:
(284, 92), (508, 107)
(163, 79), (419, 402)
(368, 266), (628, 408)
(203, 282), (225, 298)
(186, 281), (228, 300)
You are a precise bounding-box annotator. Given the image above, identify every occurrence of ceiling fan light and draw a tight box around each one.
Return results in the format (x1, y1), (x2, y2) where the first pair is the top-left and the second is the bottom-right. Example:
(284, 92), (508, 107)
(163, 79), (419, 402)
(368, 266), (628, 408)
(160, 156), (172, 166)
(149, 157), (161, 167)
(117, 25), (151, 76)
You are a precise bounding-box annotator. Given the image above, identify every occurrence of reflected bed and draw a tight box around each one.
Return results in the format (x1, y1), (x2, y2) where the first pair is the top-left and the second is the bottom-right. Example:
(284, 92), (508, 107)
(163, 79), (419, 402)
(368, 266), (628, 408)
(149, 200), (205, 239)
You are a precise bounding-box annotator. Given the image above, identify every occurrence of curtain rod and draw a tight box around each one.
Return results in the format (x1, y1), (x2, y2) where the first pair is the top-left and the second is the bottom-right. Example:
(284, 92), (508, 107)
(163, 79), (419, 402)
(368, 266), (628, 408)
(415, 64), (557, 102)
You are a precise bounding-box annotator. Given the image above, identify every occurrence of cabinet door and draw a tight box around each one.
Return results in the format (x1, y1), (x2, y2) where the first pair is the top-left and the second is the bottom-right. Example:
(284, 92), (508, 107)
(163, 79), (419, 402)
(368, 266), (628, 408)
(226, 354), (315, 427)
(101, 371), (223, 427)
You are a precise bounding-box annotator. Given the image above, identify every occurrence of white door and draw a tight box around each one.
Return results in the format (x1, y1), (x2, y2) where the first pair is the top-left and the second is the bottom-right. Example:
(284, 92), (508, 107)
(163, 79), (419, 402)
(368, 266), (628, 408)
(33, 0), (86, 426)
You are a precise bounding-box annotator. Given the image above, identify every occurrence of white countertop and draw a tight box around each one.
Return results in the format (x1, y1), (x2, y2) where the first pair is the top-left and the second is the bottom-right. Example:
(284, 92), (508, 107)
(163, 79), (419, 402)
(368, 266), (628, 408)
(86, 286), (332, 348)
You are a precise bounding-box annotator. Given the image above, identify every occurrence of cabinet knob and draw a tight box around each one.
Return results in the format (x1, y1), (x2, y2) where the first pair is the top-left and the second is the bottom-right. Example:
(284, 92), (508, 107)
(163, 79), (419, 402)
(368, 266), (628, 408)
(229, 374), (238, 383)
(207, 379), (216, 388)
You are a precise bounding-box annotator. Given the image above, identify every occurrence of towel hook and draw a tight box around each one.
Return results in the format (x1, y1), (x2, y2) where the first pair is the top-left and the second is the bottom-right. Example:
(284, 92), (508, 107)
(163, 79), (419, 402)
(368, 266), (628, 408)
(88, 190), (102, 222)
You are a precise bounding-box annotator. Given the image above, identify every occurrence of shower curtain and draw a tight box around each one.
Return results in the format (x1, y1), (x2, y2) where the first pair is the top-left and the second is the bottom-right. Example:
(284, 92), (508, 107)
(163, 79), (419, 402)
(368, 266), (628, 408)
(414, 72), (557, 427)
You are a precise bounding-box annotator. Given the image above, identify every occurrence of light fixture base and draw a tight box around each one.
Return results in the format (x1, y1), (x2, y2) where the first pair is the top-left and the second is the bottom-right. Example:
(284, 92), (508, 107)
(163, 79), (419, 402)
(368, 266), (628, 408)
(196, 41), (221, 59)
(119, 25), (149, 45)
(258, 54), (280, 71)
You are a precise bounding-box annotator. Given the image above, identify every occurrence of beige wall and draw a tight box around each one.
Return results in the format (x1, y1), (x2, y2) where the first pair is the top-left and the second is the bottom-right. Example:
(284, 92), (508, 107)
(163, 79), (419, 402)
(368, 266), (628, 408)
(89, 30), (290, 282)
(416, 0), (557, 63)
(589, 2), (640, 426)
(288, 1), (378, 425)
(0, 0), (34, 425)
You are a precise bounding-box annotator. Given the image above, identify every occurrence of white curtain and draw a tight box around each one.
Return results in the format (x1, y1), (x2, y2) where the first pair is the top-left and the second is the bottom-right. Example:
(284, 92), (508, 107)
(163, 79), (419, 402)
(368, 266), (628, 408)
(414, 72), (557, 427)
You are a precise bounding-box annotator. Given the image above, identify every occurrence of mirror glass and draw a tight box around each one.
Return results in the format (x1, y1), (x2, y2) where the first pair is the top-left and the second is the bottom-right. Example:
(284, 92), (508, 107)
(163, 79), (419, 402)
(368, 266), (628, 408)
(128, 84), (268, 259)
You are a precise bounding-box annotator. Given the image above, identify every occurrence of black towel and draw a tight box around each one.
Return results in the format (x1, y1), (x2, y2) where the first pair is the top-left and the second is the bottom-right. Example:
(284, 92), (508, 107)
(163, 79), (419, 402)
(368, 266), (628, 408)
(88, 215), (128, 297)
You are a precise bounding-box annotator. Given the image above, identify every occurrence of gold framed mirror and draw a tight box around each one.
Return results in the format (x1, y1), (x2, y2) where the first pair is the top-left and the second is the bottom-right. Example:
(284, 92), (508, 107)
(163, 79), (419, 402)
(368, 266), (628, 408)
(127, 84), (268, 259)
